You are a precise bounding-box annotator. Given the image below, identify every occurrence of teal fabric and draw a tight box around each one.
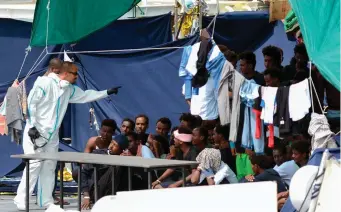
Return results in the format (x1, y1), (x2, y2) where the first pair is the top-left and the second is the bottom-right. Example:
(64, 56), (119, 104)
(289, 0), (340, 91)
(30, 0), (141, 46)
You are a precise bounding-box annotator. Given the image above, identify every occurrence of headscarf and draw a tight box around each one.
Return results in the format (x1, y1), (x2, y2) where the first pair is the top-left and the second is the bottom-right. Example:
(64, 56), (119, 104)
(174, 129), (192, 142)
(196, 148), (222, 173)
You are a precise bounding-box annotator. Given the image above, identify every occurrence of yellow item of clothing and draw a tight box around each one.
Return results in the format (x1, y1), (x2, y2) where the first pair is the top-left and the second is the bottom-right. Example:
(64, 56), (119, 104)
(57, 167), (73, 182)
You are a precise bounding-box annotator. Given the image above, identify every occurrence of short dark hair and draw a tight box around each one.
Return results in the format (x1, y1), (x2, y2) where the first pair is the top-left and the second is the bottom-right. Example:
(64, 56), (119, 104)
(157, 117), (172, 129)
(125, 131), (137, 141)
(250, 155), (273, 170)
(178, 126), (193, 135)
(215, 124), (230, 140)
(101, 119), (117, 130)
(194, 127), (209, 143)
(294, 43), (308, 58)
(239, 51), (256, 69)
(291, 141), (310, 156)
(263, 67), (281, 80)
(273, 144), (287, 155)
(122, 118), (135, 129)
(179, 113), (196, 129)
(262, 45), (282, 66)
(48, 58), (62, 69)
(135, 114), (149, 125)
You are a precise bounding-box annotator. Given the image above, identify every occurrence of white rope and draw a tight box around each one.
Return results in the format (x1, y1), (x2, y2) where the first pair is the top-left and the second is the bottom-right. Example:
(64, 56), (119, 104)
(309, 61), (314, 113)
(45, 0), (51, 49)
(22, 50), (48, 83)
(45, 46), (185, 55)
(308, 61), (324, 114)
(16, 46), (31, 80)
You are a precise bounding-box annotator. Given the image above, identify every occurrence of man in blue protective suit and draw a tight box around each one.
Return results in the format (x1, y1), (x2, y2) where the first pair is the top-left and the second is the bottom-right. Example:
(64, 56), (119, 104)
(14, 61), (120, 210)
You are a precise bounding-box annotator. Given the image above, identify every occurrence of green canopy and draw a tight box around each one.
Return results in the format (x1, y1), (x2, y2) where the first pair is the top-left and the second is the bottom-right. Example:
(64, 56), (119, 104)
(289, 0), (340, 91)
(30, 0), (141, 46)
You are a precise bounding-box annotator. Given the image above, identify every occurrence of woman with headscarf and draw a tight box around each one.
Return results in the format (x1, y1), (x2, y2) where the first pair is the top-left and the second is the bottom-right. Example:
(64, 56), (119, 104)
(191, 148), (238, 185)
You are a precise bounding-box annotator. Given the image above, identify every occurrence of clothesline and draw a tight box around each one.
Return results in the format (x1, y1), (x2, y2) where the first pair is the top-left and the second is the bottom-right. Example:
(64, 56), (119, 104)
(45, 46), (186, 55)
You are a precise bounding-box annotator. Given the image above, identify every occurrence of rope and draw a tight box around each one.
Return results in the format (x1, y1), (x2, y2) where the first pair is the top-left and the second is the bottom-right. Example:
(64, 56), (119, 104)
(309, 61), (315, 113)
(45, 46), (185, 55)
(21, 49), (48, 83)
(308, 61), (324, 114)
(45, 0), (51, 49)
(15, 46), (31, 80)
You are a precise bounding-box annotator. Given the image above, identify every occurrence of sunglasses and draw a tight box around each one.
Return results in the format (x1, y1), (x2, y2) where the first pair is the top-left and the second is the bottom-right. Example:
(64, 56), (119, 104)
(68, 71), (78, 76)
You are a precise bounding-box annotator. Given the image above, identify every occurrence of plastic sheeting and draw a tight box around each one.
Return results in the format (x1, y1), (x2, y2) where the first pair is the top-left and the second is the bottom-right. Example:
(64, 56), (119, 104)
(289, 0), (340, 91)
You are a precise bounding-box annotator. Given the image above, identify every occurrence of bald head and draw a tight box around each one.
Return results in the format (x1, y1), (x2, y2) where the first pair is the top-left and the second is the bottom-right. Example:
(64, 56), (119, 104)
(48, 58), (62, 70)
(60, 61), (77, 74)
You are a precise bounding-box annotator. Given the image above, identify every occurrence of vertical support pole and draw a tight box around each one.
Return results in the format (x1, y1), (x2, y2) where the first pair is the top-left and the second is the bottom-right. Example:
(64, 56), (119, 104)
(25, 160), (30, 212)
(94, 165), (98, 202)
(77, 163), (82, 212)
(174, 0), (179, 40)
(59, 162), (65, 208)
(198, 0), (202, 30)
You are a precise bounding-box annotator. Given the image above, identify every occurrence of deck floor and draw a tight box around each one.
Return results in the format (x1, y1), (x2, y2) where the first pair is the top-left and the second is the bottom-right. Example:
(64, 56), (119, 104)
(0, 195), (90, 212)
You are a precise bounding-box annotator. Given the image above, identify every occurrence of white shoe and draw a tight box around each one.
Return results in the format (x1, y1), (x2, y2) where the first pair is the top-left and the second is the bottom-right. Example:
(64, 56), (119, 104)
(16, 205), (26, 211)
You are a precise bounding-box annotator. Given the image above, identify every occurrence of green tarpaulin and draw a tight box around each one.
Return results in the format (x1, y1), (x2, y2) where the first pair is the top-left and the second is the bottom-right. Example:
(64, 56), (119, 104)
(289, 0), (340, 91)
(30, 0), (141, 46)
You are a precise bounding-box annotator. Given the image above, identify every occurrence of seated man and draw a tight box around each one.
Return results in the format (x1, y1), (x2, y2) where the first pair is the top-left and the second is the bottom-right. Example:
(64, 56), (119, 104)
(120, 118), (135, 135)
(84, 119), (118, 153)
(240, 155), (287, 194)
(72, 119), (117, 182)
(272, 145), (299, 187)
(81, 135), (129, 210)
(152, 127), (197, 189)
(122, 131), (154, 158)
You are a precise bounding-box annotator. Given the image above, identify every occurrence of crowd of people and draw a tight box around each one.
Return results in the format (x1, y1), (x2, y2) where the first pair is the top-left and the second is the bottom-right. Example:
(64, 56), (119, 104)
(72, 42), (339, 210)
(8, 36), (339, 211)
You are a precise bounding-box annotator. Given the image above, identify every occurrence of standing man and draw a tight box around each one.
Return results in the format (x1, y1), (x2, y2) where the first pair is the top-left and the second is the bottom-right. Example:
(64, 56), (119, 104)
(239, 51), (265, 85)
(120, 118), (135, 135)
(14, 61), (120, 210)
(44, 58), (62, 76)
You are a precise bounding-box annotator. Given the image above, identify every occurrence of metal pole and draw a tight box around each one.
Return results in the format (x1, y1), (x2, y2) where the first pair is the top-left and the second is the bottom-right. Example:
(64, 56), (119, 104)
(25, 160), (30, 212)
(147, 170), (152, 189)
(94, 165), (98, 202)
(174, 0), (178, 40)
(127, 167), (132, 191)
(198, 0), (202, 30)
(77, 163), (82, 212)
(59, 162), (65, 208)
(111, 166), (116, 195)
(182, 167), (186, 187)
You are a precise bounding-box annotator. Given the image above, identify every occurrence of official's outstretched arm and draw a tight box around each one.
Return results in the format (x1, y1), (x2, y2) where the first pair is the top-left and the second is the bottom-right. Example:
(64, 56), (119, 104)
(69, 85), (108, 104)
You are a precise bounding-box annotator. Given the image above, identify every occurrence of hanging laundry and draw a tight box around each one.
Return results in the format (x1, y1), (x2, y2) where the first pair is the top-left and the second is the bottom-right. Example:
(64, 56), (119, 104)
(288, 79), (311, 121)
(260, 87), (278, 124)
(0, 115), (8, 135)
(192, 39), (212, 88)
(5, 87), (24, 144)
(217, 60), (235, 125)
(273, 86), (292, 134)
(239, 79), (265, 154)
(308, 113), (338, 150)
(239, 80), (260, 107)
(179, 42), (226, 120)
(17, 80), (28, 118)
(260, 86), (278, 148)
(229, 71), (245, 143)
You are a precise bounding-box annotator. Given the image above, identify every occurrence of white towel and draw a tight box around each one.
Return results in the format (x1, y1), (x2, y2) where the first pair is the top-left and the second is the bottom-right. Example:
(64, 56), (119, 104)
(288, 79), (311, 121)
(260, 87), (278, 124)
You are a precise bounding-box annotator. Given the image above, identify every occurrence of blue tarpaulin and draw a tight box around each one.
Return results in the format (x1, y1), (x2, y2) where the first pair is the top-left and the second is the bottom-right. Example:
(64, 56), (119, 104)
(0, 14), (174, 177)
(1, 11), (297, 177)
(203, 11), (296, 72)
